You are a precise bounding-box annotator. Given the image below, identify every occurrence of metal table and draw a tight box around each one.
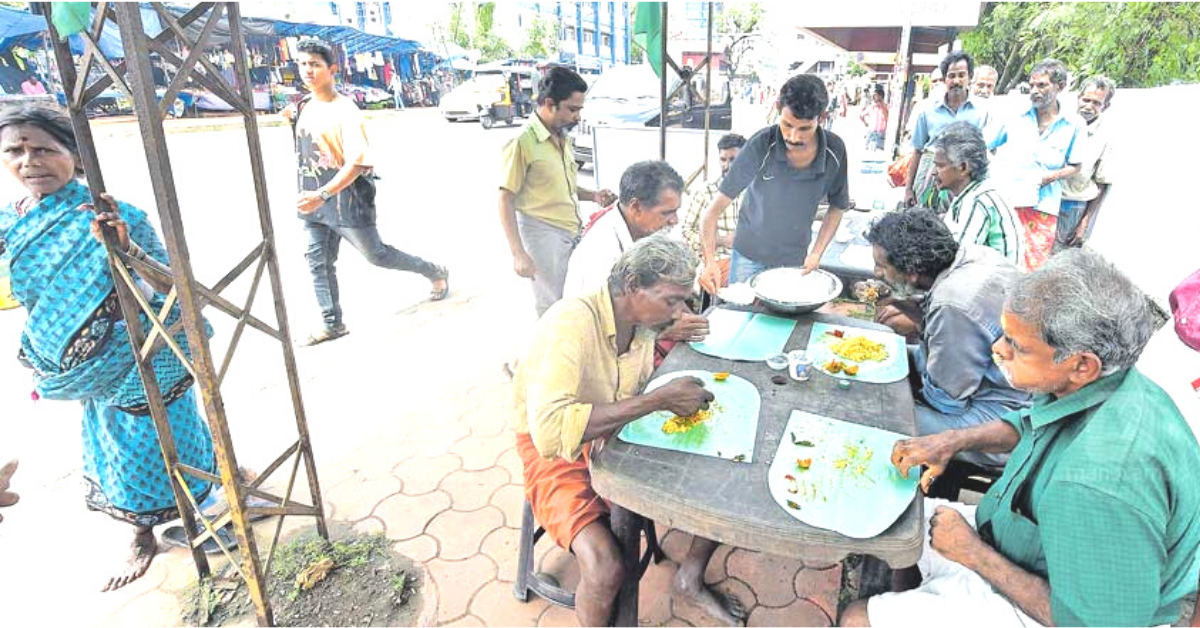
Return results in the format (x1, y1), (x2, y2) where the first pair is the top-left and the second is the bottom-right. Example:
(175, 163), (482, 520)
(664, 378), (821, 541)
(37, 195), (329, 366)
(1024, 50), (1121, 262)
(590, 308), (923, 626)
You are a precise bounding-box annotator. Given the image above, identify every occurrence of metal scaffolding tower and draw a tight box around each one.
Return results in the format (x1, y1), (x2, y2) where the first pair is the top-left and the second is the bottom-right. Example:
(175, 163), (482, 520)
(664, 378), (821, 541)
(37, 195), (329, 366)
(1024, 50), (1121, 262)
(38, 3), (328, 625)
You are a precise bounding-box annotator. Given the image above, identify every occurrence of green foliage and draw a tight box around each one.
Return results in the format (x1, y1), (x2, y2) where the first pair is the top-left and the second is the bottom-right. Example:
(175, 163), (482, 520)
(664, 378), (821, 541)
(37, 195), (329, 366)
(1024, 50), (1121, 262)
(520, 14), (559, 60)
(963, 2), (1200, 91)
(846, 60), (868, 78)
(448, 3), (472, 50)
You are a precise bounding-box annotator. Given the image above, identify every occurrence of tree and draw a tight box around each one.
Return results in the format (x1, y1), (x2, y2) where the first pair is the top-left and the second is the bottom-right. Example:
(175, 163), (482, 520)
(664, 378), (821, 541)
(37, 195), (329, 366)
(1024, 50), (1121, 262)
(846, 60), (868, 78)
(962, 2), (1200, 92)
(448, 3), (473, 50)
(719, 2), (763, 78)
(520, 14), (559, 60)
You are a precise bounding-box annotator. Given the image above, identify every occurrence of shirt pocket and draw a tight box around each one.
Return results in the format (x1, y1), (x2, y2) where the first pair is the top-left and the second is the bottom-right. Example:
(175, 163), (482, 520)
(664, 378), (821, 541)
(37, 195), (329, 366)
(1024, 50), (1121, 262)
(523, 156), (548, 190)
(1034, 133), (1073, 167)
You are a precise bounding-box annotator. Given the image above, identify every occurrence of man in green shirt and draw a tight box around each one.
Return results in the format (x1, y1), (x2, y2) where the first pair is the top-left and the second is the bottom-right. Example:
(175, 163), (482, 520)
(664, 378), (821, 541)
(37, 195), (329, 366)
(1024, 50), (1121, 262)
(498, 66), (615, 317)
(841, 249), (1200, 627)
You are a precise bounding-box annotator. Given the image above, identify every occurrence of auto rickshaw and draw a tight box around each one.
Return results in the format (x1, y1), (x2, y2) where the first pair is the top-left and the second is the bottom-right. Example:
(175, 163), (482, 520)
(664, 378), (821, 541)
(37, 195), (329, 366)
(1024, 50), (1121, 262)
(480, 69), (533, 129)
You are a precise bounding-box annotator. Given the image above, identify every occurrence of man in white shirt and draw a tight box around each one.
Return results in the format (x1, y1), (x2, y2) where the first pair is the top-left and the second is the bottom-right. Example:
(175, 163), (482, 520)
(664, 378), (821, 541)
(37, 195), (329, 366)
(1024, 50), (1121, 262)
(564, 160), (709, 344)
(1056, 76), (1115, 249)
(564, 161), (683, 297)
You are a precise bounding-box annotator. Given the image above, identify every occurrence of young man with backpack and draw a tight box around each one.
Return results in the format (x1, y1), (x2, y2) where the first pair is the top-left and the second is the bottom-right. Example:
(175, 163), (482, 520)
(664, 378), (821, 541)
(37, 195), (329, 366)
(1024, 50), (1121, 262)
(285, 40), (448, 346)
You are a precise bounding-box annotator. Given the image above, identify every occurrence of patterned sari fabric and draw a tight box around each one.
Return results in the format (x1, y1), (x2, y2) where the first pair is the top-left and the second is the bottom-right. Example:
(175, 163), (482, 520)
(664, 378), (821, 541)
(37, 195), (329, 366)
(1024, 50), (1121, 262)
(1015, 206), (1058, 272)
(0, 180), (214, 526)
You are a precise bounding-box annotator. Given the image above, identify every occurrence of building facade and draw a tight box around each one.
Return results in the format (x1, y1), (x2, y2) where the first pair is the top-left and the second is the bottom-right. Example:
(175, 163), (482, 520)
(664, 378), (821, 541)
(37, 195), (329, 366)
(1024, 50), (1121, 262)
(500, 2), (632, 71)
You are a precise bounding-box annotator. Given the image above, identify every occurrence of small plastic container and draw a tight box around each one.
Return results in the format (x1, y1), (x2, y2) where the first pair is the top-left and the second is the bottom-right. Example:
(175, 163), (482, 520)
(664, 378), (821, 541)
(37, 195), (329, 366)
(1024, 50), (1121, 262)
(766, 353), (789, 370)
(788, 350), (811, 382)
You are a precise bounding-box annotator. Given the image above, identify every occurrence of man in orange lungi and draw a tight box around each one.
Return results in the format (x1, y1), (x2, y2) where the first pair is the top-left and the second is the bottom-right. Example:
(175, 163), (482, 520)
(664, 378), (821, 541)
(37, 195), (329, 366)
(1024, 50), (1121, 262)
(511, 236), (746, 625)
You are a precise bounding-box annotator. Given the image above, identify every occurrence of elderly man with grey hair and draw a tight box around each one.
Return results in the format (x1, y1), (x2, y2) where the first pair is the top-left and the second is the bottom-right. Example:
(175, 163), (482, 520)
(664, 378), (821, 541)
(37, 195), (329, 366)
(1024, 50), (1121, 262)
(841, 248), (1200, 628)
(511, 234), (747, 626)
(1057, 75), (1117, 249)
(929, 120), (1024, 265)
(972, 65), (999, 99)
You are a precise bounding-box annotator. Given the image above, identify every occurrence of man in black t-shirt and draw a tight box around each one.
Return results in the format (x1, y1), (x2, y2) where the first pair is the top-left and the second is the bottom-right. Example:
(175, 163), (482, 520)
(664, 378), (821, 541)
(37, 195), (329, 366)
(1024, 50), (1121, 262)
(698, 75), (850, 294)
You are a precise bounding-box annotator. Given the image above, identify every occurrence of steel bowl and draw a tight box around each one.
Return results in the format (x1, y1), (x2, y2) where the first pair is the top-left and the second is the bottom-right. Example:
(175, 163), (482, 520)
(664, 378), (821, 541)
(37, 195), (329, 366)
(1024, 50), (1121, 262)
(749, 267), (844, 315)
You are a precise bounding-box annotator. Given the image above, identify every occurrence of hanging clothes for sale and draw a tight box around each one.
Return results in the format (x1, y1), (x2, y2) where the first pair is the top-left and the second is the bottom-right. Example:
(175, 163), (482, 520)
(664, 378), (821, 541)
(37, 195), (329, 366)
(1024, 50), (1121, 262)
(383, 62), (393, 86)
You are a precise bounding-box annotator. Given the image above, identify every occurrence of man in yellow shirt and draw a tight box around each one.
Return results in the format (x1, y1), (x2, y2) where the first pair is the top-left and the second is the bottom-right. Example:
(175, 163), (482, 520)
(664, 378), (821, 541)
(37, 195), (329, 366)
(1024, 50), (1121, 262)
(499, 66), (615, 317)
(512, 236), (744, 626)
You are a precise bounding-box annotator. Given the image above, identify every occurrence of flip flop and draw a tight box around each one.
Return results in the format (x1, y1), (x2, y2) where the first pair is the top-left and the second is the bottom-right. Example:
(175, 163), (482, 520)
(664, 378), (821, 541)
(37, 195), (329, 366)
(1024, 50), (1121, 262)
(300, 324), (349, 347)
(429, 266), (450, 301)
(161, 522), (239, 555)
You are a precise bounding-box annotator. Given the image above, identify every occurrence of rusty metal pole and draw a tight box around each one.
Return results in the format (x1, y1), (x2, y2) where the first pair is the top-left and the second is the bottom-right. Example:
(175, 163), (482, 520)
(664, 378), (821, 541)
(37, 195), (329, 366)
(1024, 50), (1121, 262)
(111, 5), (274, 624)
(658, 2), (668, 160)
(703, 2), (714, 179)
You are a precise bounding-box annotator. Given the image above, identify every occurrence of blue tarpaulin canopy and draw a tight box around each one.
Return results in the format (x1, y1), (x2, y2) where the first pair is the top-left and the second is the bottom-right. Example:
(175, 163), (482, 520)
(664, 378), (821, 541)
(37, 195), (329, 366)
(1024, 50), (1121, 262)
(0, 5), (134, 58)
(0, 4), (428, 59)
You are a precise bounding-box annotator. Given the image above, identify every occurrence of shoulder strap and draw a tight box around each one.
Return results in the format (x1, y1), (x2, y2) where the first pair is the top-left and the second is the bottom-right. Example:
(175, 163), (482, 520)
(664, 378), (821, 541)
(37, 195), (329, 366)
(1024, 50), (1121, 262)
(289, 94), (314, 141)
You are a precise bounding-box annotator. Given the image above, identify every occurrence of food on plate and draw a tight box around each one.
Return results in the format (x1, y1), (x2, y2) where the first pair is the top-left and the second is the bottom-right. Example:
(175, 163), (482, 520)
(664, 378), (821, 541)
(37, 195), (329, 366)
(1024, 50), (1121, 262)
(824, 359), (845, 374)
(796, 458), (812, 470)
(825, 329), (845, 339)
(853, 279), (891, 304)
(713, 372), (730, 381)
(830, 335), (889, 362)
(785, 474), (798, 494)
(786, 500), (802, 510)
(843, 364), (860, 376)
(661, 409), (713, 434)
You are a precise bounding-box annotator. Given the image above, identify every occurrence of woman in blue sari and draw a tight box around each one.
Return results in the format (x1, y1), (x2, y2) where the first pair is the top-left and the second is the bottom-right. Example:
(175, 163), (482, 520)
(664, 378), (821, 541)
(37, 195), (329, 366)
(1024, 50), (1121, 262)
(0, 106), (215, 591)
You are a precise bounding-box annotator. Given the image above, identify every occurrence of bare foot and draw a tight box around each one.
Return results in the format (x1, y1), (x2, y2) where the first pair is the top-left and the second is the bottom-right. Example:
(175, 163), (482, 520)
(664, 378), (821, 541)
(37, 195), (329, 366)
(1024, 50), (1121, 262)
(102, 526), (157, 592)
(672, 570), (747, 626)
(0, 460), (18, 522)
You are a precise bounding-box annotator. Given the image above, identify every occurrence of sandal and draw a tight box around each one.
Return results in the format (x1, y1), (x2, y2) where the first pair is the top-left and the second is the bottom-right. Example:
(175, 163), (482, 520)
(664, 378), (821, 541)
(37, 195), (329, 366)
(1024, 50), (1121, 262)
(300, 323), (349, 347)
(429, 265), (450, 301)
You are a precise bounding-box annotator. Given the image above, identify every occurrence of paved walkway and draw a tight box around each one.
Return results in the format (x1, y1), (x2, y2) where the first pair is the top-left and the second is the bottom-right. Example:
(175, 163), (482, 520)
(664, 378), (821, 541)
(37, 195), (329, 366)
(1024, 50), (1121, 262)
(70, 296), (857, 627)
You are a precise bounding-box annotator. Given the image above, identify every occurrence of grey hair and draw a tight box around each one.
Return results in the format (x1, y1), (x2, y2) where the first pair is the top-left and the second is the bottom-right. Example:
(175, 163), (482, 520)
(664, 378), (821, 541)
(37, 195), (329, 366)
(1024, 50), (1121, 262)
(1079, 75), (1116, 108)
(607, 234), (696, 295)
(1030, 58), (1069, 87)
(1006, 249), (1159, 375)
(974, 65), (998, 80)
(933, 121), (989, 180)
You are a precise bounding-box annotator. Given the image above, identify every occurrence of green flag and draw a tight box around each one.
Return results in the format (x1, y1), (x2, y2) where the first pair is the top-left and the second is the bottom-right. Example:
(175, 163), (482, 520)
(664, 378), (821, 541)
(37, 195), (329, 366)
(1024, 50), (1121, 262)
(51, 3), (91, 39)
(633, 2), (663, 77)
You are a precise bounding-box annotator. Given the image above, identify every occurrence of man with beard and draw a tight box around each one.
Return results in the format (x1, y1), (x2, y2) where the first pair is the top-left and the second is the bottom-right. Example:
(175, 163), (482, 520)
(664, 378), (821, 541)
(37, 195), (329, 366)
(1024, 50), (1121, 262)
(972, 65), (999, 99)
(987, 59), (1083, 270)
(697, 74), (850, 293)
(1056, 76), (1116, 249)
(840, 249), (1200, 628)
(512, 236), (746, 626)
(866, 210), (1030, 466)
(905, 51), (991, 207)
(499, 66), (617, 317)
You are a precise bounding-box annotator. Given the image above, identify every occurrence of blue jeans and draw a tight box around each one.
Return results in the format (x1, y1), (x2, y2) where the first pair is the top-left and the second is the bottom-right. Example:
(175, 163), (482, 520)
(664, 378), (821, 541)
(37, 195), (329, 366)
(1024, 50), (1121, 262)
(729, 249), (773, 284)
(304, 221), (440, 328)
(1054, 199), (1087, 250)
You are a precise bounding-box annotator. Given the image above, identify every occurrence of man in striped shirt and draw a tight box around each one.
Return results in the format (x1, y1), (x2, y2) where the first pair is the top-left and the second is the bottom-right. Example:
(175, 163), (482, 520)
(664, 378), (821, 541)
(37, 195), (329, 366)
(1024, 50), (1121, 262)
(929, 121), (1024, 266)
